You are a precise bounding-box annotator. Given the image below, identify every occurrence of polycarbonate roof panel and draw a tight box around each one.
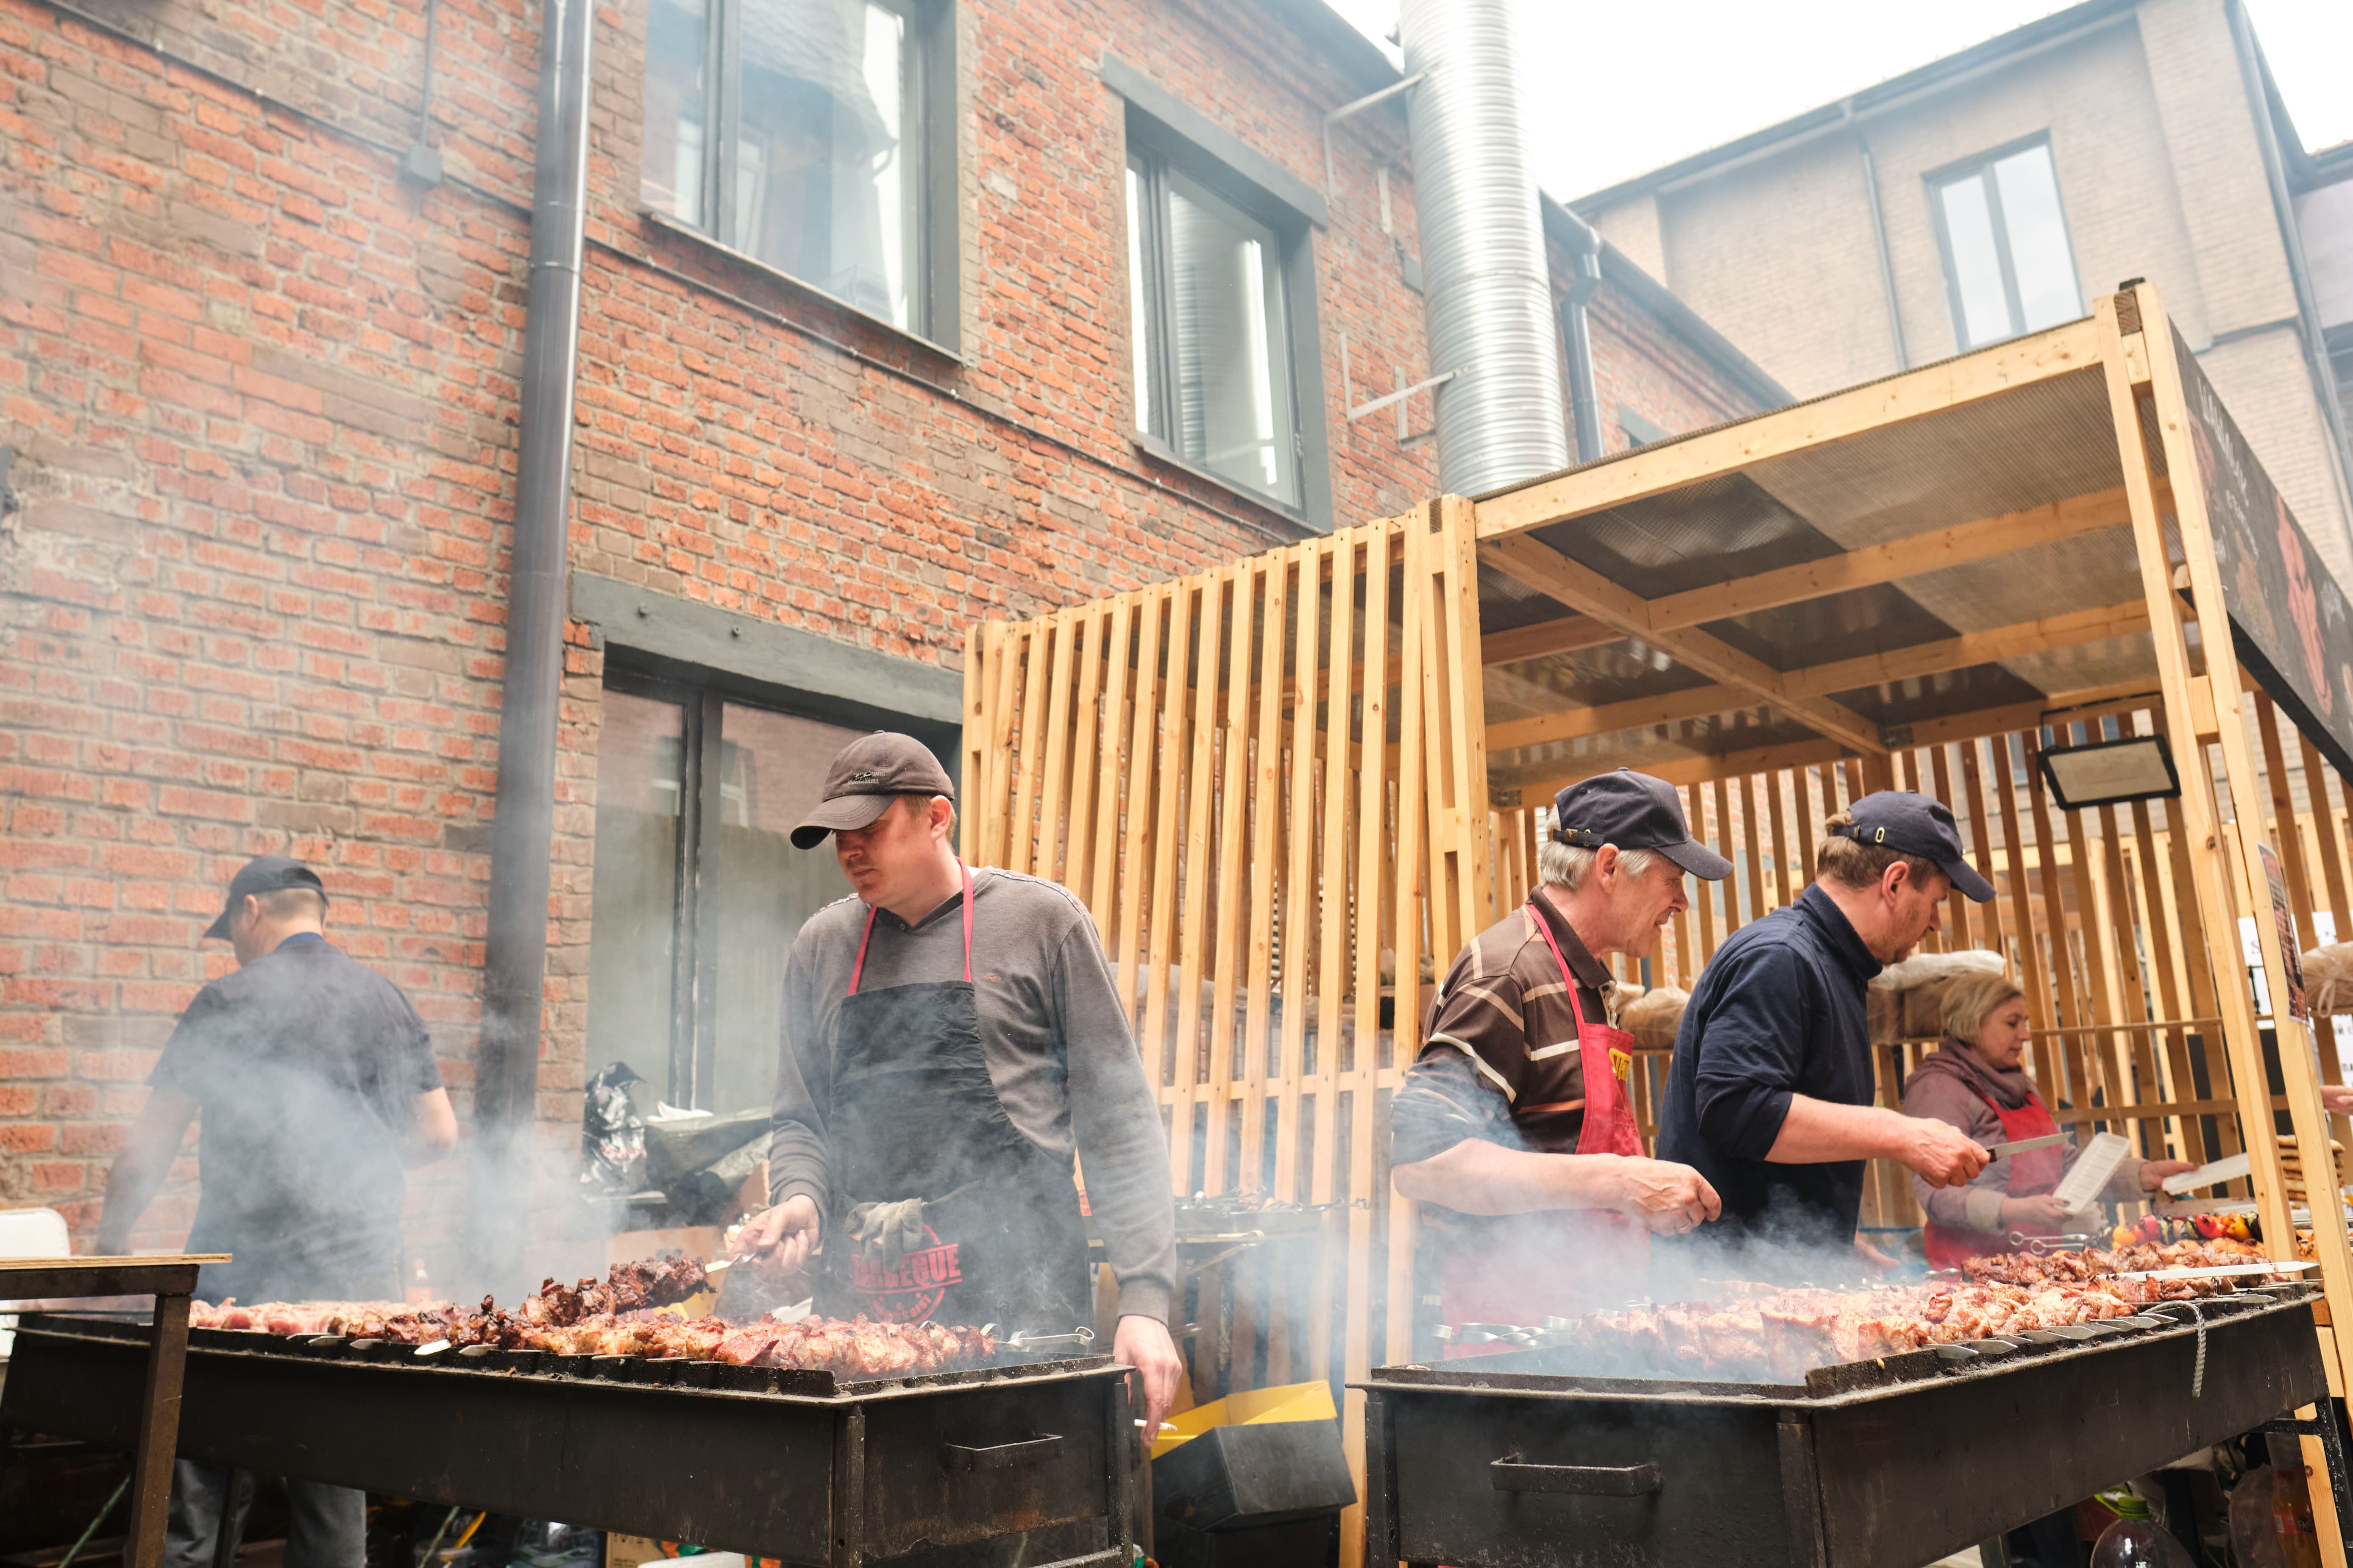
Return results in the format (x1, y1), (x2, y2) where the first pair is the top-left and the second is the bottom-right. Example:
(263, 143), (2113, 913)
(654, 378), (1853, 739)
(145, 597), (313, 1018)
(1736, 367), (2125, 550)
(1524, 473), (1841, 598)
(1473, 364), (2151, 746)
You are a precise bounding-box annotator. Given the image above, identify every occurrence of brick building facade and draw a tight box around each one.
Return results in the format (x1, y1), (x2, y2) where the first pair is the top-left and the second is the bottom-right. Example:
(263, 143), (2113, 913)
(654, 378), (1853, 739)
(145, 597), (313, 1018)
(0, 0), (1780, 1274)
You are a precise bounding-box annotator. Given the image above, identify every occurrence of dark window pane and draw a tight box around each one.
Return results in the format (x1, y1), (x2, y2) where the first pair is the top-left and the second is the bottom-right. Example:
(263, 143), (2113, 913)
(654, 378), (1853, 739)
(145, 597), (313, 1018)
(1993, 145), (2081, 331)
(1165, 171), (1296, 506)
(588, 691), (687, 1092)
(641, 0), (710, 226)
(709, 703), (863, 1113)
(733, 0), (914, 327)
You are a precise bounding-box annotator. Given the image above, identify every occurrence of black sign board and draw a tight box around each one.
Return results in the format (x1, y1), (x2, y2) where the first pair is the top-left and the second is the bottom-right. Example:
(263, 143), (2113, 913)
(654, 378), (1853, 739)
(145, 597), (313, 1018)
(2174, 327), (2353, 776)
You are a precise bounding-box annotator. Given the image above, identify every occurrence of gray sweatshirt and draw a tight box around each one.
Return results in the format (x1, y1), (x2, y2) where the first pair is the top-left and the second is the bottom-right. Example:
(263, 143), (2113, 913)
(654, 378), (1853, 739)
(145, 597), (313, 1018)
(1900, 1039), (2149, 1231)
(769, 866), (1177, 1322)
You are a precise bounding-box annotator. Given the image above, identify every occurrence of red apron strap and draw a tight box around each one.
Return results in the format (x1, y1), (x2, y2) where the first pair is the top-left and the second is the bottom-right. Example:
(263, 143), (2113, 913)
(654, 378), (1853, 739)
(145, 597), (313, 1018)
(847, 862), (976, 996)
(1528, 903), (1592, 1026)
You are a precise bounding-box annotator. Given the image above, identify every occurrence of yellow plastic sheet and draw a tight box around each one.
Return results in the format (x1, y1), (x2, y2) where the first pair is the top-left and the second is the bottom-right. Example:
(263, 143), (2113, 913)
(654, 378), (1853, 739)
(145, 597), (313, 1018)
(1150, 1380), (1337, 1460)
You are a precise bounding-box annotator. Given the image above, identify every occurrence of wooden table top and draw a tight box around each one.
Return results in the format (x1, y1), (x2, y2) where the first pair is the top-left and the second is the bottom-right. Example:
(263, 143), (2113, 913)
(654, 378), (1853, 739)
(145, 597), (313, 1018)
(0, 1254), (230, 1297)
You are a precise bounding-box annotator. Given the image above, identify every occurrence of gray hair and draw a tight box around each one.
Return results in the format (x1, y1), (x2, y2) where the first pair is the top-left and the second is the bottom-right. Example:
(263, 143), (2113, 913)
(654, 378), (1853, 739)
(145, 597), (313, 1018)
(1538, 840), (1668, 892)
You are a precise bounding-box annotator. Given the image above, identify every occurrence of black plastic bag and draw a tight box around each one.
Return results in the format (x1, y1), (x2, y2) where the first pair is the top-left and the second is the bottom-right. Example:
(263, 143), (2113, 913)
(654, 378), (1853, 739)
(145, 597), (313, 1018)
(580, 1061), (646, 1195)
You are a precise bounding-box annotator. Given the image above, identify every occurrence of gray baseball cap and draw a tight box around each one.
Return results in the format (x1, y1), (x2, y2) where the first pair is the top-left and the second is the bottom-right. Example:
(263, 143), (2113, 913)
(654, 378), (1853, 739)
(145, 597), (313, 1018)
(790, 733), (955, 849)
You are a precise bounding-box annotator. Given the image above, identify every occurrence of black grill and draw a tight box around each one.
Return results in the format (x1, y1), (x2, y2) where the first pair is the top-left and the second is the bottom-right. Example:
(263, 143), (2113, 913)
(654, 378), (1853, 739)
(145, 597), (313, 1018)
(0, 1314), (1135, 1568)
(1360, 1284), (2341, 1568)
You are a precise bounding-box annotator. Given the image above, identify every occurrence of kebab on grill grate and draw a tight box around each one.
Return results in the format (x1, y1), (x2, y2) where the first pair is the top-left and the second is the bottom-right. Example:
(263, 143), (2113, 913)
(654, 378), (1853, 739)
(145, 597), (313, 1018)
(1550, 1237), (2284, 1382)
(187, 1256), (1005, 1377)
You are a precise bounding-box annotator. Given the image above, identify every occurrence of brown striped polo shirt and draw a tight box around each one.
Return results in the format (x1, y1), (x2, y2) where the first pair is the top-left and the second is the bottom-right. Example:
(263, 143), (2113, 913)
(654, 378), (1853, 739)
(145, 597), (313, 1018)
(1391, 895), (1618, 1164)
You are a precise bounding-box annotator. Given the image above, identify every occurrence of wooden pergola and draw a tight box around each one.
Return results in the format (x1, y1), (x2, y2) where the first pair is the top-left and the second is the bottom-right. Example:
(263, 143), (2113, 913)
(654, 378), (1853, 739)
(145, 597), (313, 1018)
(960, 283), (2353, 1562)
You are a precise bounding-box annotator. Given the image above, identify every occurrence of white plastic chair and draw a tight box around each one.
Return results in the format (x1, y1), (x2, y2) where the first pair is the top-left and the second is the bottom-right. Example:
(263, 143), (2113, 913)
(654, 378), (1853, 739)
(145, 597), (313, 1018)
(0, 1204), (71, 1357)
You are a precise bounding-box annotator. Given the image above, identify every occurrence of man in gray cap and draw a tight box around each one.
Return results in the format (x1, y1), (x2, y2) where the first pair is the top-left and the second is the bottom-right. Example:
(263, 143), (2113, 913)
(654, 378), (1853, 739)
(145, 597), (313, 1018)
(734, 733), (1184, 1432)
(1390, 768), (1732, 1351)
(96, 854), (456, 1568)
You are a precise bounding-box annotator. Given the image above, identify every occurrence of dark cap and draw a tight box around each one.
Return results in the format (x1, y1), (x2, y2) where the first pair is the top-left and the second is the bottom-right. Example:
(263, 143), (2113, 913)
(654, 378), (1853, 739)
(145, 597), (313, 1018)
(791, 732), (956, 850)
(1550, 769), (1733, 881)
(1833, 791), (1996, 903)
(203, 855), (328, 940)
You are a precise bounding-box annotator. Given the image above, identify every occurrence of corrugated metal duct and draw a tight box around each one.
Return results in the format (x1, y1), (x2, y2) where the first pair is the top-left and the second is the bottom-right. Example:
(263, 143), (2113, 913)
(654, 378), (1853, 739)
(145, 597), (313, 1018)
(1399, 0), (1569, 495)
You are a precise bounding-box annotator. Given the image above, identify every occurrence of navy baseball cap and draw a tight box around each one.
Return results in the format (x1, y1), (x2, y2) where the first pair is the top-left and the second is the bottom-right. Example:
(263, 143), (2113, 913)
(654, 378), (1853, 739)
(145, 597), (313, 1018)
(1550, 769), (1732, 881)
(203, 855), (328, 939)
(1833, 791), (1996, 902)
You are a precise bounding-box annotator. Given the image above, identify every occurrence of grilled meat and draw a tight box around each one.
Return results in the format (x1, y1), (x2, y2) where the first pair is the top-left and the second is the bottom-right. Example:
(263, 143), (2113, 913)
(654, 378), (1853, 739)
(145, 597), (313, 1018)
(1551, 1240), (2291, 1382)
(184, 1258), (1001, 1377)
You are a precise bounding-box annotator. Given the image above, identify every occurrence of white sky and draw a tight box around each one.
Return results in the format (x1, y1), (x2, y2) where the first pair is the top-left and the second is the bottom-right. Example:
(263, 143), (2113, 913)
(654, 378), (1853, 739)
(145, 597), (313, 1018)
(1320, 0), (2353, 205)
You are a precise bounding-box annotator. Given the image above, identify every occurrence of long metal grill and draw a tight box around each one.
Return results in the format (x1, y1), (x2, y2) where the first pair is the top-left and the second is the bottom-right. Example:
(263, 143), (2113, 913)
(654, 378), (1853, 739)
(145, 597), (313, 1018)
(0, 1314), (1137, 1568)
(1360, 1284), (2340, 1568)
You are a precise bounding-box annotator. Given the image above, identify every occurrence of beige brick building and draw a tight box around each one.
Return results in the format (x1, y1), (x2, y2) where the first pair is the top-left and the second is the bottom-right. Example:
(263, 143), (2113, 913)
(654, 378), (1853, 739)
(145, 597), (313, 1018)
(1576, 0), (2353, 576)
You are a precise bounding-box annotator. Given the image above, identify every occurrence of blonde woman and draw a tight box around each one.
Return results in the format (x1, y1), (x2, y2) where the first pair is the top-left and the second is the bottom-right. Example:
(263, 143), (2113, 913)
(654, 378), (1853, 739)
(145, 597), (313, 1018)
(1901, 971), (2192, 1265)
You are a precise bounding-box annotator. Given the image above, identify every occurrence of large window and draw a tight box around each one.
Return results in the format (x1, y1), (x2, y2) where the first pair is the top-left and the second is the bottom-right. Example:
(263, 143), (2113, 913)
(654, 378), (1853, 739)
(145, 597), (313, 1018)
(1928, 138), (2084, 352)
(641, 0), (947, 341)
(588, 673), (943, 1112)
(1126, 145), (1305, 511)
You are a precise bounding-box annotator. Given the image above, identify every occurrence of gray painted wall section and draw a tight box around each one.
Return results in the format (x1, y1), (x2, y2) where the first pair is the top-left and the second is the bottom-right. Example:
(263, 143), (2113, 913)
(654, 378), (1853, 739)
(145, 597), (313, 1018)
(569, 573), (964, 725)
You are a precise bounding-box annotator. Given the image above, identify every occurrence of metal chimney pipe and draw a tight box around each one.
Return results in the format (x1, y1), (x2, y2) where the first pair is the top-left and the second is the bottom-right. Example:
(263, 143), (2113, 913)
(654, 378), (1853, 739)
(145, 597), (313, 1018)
(473, 0), (593, 1294)
(1399, 0), (1570, 495)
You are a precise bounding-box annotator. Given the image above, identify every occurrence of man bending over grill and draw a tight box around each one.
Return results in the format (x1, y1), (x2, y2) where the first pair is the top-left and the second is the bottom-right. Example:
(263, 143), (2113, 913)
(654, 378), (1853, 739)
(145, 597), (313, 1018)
(1390, 770), (1729, 1351)
(95, 855), (458, 1568)
(1657, 792), (1994, 1272)
(733, 733), (1185, 1434)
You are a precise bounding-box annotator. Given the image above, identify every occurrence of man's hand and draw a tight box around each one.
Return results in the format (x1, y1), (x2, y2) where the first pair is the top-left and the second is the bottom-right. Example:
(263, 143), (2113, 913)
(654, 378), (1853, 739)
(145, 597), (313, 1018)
(2322, 1084), (2353, 1116)
(1113, 1314), (1183, 1435)
(1999, 1192), (2076, 1228)
(2138, 1159), (2197, 1192)
(1607, 1157), (1721, 1235)
(734, 1195), (822, 1273)
(1895, 1116), (1989, 1188)
(1853, 1235), (1900, 1271)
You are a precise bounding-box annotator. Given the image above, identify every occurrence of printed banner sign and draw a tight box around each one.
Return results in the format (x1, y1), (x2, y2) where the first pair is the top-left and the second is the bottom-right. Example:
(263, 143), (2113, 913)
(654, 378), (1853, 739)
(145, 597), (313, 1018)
(2174, 326), (2353, 776)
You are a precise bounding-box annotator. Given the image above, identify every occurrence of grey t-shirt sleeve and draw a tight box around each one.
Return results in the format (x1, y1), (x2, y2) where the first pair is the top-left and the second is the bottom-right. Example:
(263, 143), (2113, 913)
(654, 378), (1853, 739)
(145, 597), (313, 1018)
(769, 936), (832, 1212)
(1054, 917), (1178, 1323)
(389, 986), (443, 1097)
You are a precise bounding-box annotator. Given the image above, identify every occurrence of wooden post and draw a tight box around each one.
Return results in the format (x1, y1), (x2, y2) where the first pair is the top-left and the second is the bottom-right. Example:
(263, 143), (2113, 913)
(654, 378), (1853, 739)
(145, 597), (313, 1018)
(2105, 288), (2353, 1551)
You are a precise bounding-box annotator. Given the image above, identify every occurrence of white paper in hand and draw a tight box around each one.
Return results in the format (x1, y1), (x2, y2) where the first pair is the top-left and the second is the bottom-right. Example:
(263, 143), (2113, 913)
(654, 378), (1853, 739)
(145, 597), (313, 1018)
(2161, 1152), (2252, 1195)
(2053, 1131), (2132, 1213)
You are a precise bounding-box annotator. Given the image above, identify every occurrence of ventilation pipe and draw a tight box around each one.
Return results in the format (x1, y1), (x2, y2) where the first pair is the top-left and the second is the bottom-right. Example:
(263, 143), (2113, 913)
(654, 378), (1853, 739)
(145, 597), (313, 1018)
(473, 0), (593, 1293)
(1398, 0), (1570, 495)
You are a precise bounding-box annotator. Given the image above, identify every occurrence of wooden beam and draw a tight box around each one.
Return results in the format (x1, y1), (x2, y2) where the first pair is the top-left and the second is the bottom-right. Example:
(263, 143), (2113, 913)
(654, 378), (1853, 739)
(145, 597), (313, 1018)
(1479, 612), (1620, 665)
(1644, 486), (2141, 632)
(1486, 683), (1753, 754)
(1500, 678), (2162, 799)
(1482, 598), (2153, 758)
(1785, 598), (2152, 698)
(1473, 318), (2103, 540)
(1480, 532), (1889, 755)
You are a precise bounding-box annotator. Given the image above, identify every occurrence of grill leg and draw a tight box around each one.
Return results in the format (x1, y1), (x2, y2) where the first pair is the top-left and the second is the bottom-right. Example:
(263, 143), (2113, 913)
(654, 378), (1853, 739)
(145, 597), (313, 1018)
(210, 1469), (250, 1568)
(2262, 1404), (2353, 1556)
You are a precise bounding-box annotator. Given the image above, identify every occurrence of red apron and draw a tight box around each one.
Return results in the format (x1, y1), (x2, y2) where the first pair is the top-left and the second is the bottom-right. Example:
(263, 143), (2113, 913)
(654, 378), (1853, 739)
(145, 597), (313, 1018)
(1922, 1087), (2066, 1268)
(1435, 904), (1649, 1358)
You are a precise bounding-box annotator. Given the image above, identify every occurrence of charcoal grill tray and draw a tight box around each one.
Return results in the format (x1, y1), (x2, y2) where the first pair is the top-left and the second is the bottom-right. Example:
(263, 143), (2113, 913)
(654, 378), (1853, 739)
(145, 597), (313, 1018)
(1, 1313), (1134, 1568)
(1360, 1286), (2335, 1568)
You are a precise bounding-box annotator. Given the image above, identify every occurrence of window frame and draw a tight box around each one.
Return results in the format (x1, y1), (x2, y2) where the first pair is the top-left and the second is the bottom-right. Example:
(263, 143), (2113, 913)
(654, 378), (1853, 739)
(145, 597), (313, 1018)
(593, 651), (958, 1108)
(643, 0), (960, 353)
(1114, 71), (1331, 531)
(1924, 133), (2086, 353)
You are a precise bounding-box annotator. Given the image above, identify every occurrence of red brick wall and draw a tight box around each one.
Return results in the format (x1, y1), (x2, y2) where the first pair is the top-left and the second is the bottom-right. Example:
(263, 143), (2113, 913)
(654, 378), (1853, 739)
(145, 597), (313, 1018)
(0, 0), (1771, 1267)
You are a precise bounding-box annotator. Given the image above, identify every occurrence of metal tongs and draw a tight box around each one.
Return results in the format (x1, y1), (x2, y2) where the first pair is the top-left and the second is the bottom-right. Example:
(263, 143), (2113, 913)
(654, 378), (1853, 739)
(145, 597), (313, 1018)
(1003, 1326), (1097, 1352)
(2005, 1231), (2099, 1254)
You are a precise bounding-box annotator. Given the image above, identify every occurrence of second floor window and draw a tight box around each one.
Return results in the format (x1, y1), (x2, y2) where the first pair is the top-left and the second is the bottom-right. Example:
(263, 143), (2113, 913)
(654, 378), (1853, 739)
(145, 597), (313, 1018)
(1928, 138), (2084, 352)
(1126, 147), (1304, 511)
(643, 0), (935, 336)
